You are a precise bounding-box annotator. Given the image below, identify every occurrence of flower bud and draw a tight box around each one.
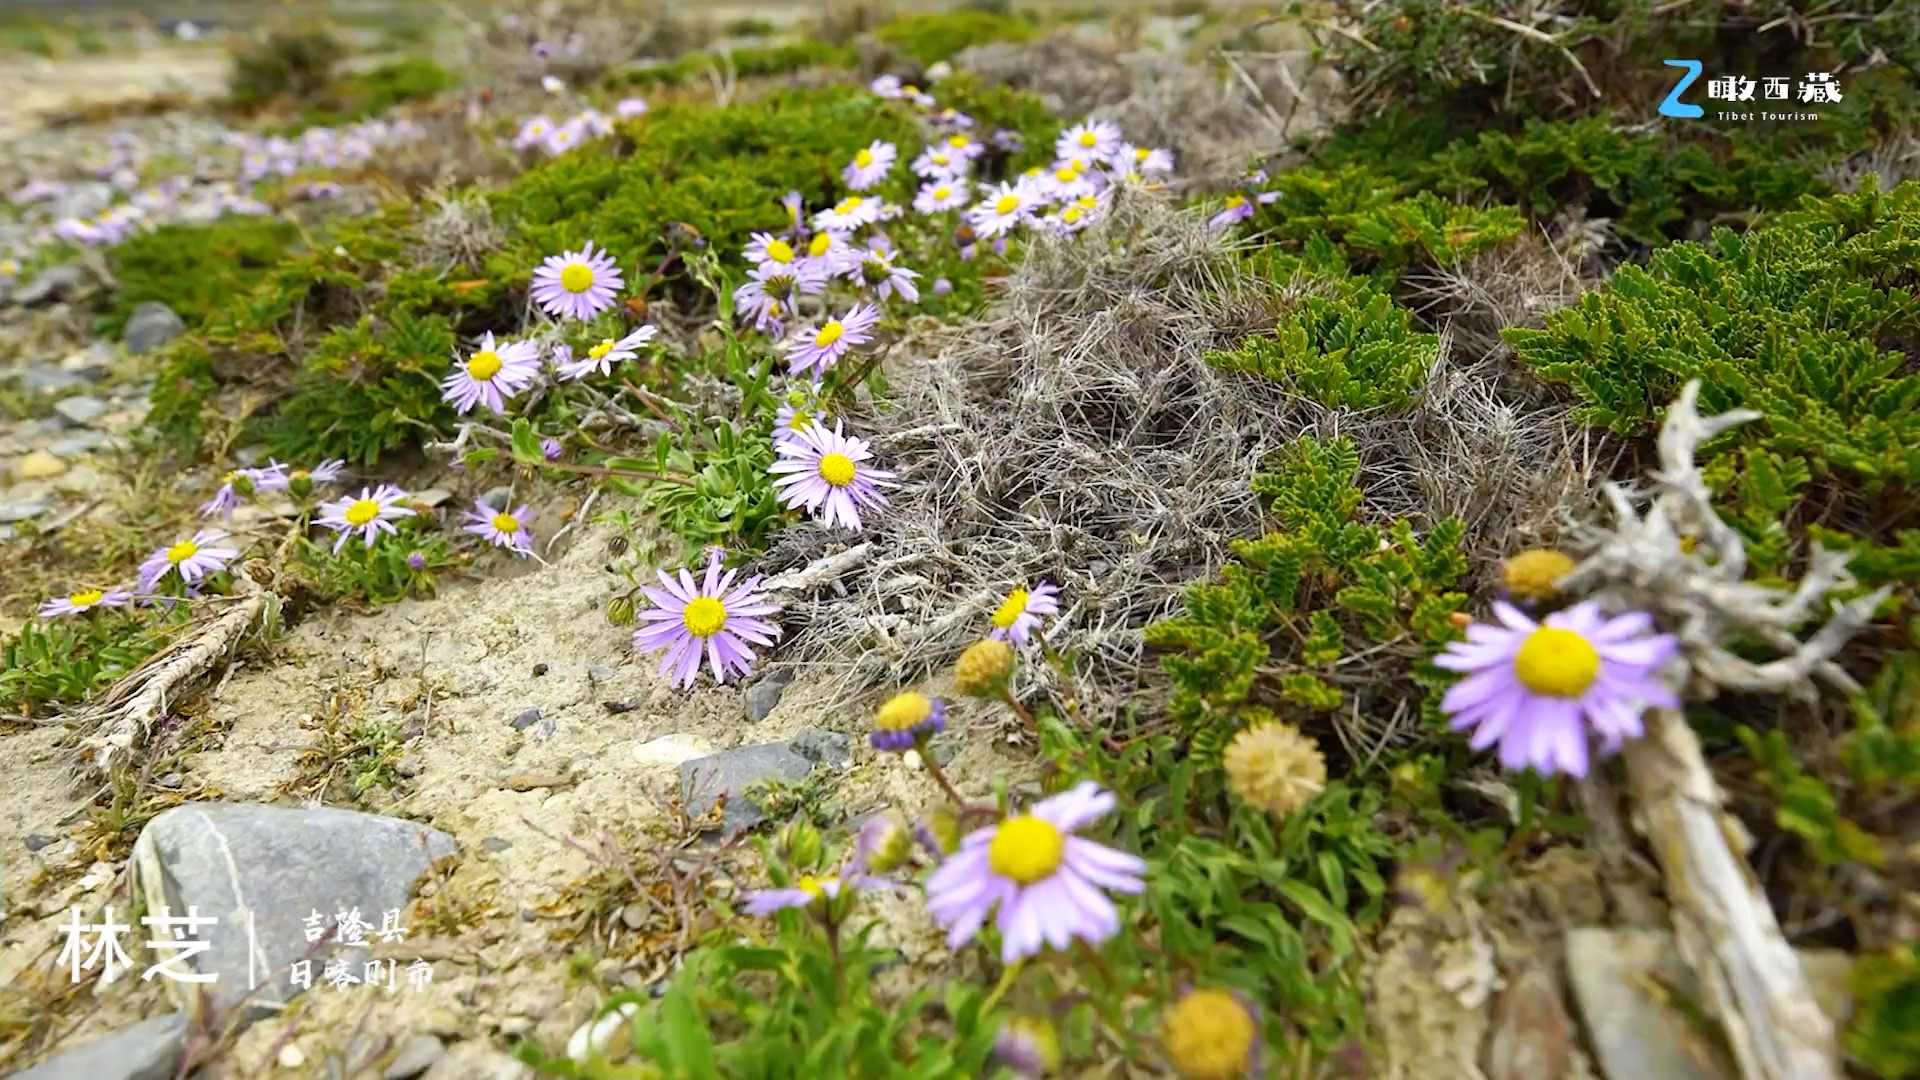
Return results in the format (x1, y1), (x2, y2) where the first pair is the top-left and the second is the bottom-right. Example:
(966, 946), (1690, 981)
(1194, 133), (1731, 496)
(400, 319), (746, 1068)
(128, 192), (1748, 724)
(854, 809), (913, 873)
(777, 818), (822, 870)
(287, 469), (314, 500)
(1162, 988), (1259, 1080)
(993, 1014), (1060, 1077)
(1500, 548), (1577, 601)
(605, 595), (637, 627)
(953, 638), (1014, 699)
(227, 470), (256, 498)
(917, 806), (961, 857)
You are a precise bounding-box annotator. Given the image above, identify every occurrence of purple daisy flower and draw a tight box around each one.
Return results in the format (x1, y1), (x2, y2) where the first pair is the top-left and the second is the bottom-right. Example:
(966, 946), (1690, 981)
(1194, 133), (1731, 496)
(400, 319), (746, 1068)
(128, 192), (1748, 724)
(1207, 180), (1281, 233)
(813, 195), (882, 233)
(911, 146), (968, 180)
(137, 530), (240, 591)
(742, 869), (875, 915)
(774, 383), (828, 448)
(199, 467), (265, 518)
(1057, 119), (1123, 166)
(768, 420), (895, 531)
(1038, 160), (1098, 203)
(406, 551), (428, 570)
(39, 587), (133, 618)
(932, 277), (952, 297)
(871, 691), (947, 752)
(925, 781), (1146, 964)
(843, 140), (898, 191)
(615, 97), (649, 118)
(1116, 143), (1175, 174)
(782, 302), (880, 378)
(463, 499), (535, 556)
(989, 583), (1060, 644)
(315, 484), (414, 553)
(263, 458), (341, 498)
(940, 132), (986, 161)
(513, 115), (555, 150)
(1052, 195), (1103, 236)
(530, 240), (624, 320)
(870, 74), (904, 98)
(1435, 600), (1680, 778)
(632, 551), (782, 689)
(442, 332), (542, 414)
(559, 325), (657, 380)
(968, 183), (1036, 240)
(852, 244), (920, 303)
(745, 231), (801, 270)
(799, 230), (852, 277)
(541, 437), (564, 461)
(913, 179), (971, 215)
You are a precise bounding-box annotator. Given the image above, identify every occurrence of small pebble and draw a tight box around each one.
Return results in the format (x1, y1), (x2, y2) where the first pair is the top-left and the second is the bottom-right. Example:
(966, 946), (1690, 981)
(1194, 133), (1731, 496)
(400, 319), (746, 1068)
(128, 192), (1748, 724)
(509, 706), (542, 730)
(532, 662), (549, 677)
(603, 699), (637, 714)
(24, 833), (58, 851)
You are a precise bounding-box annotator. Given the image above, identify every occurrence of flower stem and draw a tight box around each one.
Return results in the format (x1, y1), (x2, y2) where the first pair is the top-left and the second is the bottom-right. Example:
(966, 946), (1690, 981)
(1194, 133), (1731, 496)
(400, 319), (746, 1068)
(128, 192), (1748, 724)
(982, 958), (1025, 1014)
(536, 457), (697, 488)
(1000, 688), (1037, 730)
(921, 752), (971, 808)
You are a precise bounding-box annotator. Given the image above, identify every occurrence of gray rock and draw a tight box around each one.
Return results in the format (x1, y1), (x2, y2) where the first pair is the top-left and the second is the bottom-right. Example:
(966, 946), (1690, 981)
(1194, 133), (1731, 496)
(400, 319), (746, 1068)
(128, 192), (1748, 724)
(25, 833), (59, 851)
(587, 664), (617, 685)
(48, 431), (117, 458)
(11, 1012), (185, 1080)
(122, 301), (187, 354)
(481, 486), (513, 511)
(743, 668), (794, 722)
(60, 342), (116, 378)
(15, 263), (91, 306)
(509, 707), (542, 730)
(13, 367), (87, 394)
(678, 727), (850, 831)
(383, 1034), (445, 1080)
(131, 802), (458, 1019)
(52, 395), (109, 428)
(410, 488), (453, 508)
(0, 498), (52, 523)
(534, 716), (557, 742)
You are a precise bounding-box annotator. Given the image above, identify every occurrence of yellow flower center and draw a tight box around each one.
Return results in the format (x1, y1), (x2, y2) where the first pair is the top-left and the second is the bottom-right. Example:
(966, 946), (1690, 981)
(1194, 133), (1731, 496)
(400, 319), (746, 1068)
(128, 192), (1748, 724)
(875, 691), (933, 731)
(817, 452), (856, 487)
(994, 194), (1020, 216)
(69, 589), (106, 607)
(987, 815), (1066, 886)
(948, 135), (970, 150)
(166, 540), (198, 564)
(795, 875), (826, 900)
(589, 339), (615, 360)
(681, 596), (728, 639)
(291, 469), (310, 482)
(559, 263), (594, 293)
(814, 320), (845, 347)
(1135, 146), (1152, 161)
(1055, 166), (1078, 182)
(344, 498), (381, 527)
(809, 233), (833, 257)
(789, 408), (814, 432)
(1225, 194), (1247, 210)
(834, 196), (863, 215)
(1063, 207), (1084, 224)
(764, 238), (795, 264)
(467, 350), (503, 381)
(491, 513), (520, 533)
(855, 149), (874, 168)
(934, 186), (951, 200)
(1512, 627), (1602, 698)
(932, 152), (950, 166)
(992, 588), (1030, 629)
(1077, 130), (1098, 148)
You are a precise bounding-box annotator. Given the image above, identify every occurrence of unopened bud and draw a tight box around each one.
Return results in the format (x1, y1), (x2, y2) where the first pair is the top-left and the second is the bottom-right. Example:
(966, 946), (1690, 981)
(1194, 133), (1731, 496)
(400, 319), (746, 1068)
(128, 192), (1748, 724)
(918, 806), (961, 857)
(778, 818), (823, 869)
(228, 470), (256, 498)
(287, 470), (314, 500)
(953, 638), (1014, 698)
(855, 809), (913, 872)
(605, 595), (637, 627)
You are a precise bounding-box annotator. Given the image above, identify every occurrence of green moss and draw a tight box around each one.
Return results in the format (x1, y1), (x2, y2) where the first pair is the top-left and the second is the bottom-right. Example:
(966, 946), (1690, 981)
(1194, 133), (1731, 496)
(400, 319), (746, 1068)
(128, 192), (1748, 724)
(282, 56), (456, 130)
(612, 41), (861, 89)
(870, 10), (1034, 67)
(102, 217), (303, 339)
(1207, 278), (1439, 410)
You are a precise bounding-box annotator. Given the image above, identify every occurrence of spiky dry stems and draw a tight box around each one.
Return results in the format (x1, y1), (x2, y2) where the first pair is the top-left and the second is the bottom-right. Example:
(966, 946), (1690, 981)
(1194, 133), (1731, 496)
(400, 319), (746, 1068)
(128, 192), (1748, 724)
(1822, 128), (1920, 193)
(951, 31), (1314, 181)
(1565, 382), (1894, 1080)
(411, 185), (506, 273)
(1400, 223), (1607, 363)
(71, 566), (282, 784)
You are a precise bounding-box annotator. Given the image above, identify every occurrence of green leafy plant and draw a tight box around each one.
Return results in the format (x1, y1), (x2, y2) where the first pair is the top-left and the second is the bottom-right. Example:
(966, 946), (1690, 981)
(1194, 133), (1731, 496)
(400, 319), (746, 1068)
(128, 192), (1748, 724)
(870, 10), (1035, 67)
(0, 613), (176, 717)
(1145, 435), (1468, 760)
(1206, 280), (1438, 410)
(103, 217), (302, 338)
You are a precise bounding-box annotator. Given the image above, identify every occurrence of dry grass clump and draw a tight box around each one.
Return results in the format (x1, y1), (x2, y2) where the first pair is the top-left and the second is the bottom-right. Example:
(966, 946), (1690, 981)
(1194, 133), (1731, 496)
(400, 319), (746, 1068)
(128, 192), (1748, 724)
(459, 0), (711, 87)
(951, 30), (1320, 182)
(754, 189), (1596, 714)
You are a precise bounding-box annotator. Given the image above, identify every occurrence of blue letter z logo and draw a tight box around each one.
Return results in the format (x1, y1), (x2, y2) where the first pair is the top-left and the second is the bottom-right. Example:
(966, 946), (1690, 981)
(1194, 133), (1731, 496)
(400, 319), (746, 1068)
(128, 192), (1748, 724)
(1660, 60), (1704, 118)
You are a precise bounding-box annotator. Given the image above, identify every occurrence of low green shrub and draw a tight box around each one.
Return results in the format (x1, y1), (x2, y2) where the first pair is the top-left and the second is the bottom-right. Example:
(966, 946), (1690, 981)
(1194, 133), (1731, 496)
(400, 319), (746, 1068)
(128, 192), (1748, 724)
(226, 24), (347, 111)
(1206, 278), (1438, 410)
(102, 217), (303, 339)
(870, 10), (1034, 67)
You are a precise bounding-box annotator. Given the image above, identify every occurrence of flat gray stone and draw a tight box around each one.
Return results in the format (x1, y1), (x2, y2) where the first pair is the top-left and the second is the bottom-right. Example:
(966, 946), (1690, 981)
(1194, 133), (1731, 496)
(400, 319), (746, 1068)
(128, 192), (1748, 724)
(15, 263), (91, 306)
(12, 367), (87, 394)
(383, 1033), (445, 1079)
(13, 1012), (185, 1080)
(678, 727), (850, 831)
(52, 395), (109, 428)
(743, 668), (794, 721)
(132, 802), (458, 1019)
(123, 301), (187, 354)
(0, 498), (52, 523)
(48, 431), (117, 458)
(509, 706), (542, 730)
